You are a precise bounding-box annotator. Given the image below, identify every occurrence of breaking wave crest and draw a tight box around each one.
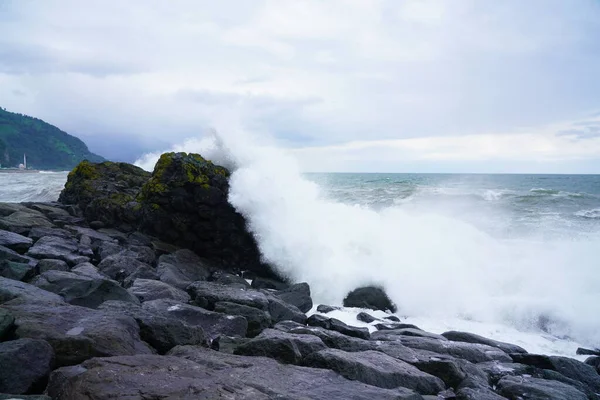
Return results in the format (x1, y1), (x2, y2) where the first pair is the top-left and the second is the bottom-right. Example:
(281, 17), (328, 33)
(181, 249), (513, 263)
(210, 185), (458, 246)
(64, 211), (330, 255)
(136, 128), (600, 348)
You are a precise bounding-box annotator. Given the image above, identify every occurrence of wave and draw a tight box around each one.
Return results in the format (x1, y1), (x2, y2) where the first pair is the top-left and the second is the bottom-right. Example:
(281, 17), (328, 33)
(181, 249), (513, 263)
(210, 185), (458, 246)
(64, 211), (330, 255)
(136, 129), (600, 348)
(575, 208), (600, 219)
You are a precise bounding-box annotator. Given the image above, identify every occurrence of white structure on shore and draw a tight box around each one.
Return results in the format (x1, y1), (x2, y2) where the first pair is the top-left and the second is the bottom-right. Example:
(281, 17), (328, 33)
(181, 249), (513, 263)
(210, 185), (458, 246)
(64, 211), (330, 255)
(18, 154), (27, 170)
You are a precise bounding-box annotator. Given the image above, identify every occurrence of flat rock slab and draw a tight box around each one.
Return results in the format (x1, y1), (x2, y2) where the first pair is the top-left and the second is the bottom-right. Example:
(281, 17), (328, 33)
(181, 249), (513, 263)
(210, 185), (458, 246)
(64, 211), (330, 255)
(0, 211), (53, 235)
(156, 249), (212, 289)
(128, 278), (190, 303)
(187, 281), (269, 311)
(142, 298), (248, 340)
(307, 314), (370, 340)
(235, 328), (327, 364)
(303, 348), (445, 395)
(279, 324), (379, 353)
(1, 301), (153, 367)
(497, 375), (587, 400)
(47, 353), (421, 400)
(442, 330), (527, 354)
(273, 282), (313, 312)
(30, 270), (139, 309)
(98, 300), (205, 354)
(0, 338), (54, 395)
(26, 236), (90, 266)
(214, 301), (270, 337)
(0, 277), (63, 304)
(0, 230), (33, 253)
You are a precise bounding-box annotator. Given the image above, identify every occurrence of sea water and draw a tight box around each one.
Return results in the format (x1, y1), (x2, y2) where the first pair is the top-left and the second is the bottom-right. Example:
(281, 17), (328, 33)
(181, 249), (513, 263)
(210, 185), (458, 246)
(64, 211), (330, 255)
(1, 134), (599, 357)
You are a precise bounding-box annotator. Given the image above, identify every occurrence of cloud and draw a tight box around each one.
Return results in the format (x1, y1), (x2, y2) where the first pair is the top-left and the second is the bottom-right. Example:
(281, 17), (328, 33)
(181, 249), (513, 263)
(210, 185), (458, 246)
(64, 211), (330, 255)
(0, 0), (599, 171)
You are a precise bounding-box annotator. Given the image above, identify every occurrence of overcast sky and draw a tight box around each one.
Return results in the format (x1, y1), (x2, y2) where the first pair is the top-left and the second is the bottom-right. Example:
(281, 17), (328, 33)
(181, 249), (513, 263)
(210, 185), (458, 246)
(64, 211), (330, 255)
(1, 0), (600, 172)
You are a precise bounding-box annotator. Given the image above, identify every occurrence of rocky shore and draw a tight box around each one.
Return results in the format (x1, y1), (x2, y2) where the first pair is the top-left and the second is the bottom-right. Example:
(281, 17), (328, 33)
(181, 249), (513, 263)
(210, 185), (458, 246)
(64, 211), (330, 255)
(0, 152), (599, 399)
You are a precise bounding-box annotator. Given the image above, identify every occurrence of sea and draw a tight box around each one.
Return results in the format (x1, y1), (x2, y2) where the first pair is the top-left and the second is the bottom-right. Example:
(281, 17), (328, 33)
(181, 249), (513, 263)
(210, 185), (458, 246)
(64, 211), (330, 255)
(1, 151), (599, 358)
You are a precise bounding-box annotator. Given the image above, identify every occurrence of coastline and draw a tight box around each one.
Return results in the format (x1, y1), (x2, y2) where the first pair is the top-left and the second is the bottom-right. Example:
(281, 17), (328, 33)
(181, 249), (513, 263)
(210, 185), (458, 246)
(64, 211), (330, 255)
(0, 155), (599, 399)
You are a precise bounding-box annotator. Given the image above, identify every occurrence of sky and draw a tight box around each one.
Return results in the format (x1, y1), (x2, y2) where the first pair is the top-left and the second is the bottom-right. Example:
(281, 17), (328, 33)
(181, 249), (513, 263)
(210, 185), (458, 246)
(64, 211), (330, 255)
(1, 0), (600, 173)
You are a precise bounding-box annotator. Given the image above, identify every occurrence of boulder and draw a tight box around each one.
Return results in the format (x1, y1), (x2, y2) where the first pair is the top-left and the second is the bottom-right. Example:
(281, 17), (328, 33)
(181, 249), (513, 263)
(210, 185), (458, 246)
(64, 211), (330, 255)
(585, 356), (600, 373)
(251, 276), (289, 290)
(373, 328), (447, 341)
(497, 375), (588, 400)
(137, 152), (266, 275)
(0, 245), (36, 265)
(214, 301), (271, 337)
(307, 314), (370, 340)
(36, 258), (69, 273)
(30, 270), (139, 309)
(510, 353), (600, 393)
(0, 230), (33, 253)
(235, 329), (327, 364)
(0, 308), (15, 340)
(47, 352), (420, 400)
(58, 160), (150, 229)
(0, 338), (54, 395)
(26, 236), (90, 266)
(577, 347), (600, 356)
(70, 262), (108, 280)
(386, 336), (512, 364)
(303, 348), (445, 395)
(277, 323), (379, 353)
(187, 280), (269, 311)
(98, 300), (205, 354)
(343, 285), (397, 312)
(0, 210), (53, 235)
(375, 322), (421, 331)
(97, 253), (153, 283)
(0, 260), (35, 281)
(141, 299), (247, 340)
(128, 278), (190, 303)
(0, 395), (52, 400)
(357, 311), (378, 323)
(273, 282), (313, 312)
(1, 301), (153, 366)
(316, 304), (341, 313)
(156, 249), (211, 289)
(0, 277), (63, 304)
(121, 264), (159, 288)
(210, 271), (250, 288)
(442, 331), (527, 354)
(456, 387), (509, 400)
(28, 227), (71, 241)
(265, 293), (307, 324)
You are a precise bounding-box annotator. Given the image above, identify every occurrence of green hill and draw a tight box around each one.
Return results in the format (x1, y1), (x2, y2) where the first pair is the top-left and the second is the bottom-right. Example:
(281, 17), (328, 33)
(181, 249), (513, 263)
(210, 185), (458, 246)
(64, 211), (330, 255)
(0, 107), (104, 170)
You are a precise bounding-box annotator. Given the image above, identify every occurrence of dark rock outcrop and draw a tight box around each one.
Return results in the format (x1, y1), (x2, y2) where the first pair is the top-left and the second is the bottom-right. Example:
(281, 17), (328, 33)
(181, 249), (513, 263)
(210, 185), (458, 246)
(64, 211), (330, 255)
(442, 330), (527, 354)
(214, 301), (271, 337)
(128, 278), (190, 303)
(138, 152), (265, 274)
(234, 329), (327, 364)
(497, 375), (588, 400)
(273, 282), (313, 312)
(0, 229), (33, 253)
(307, 314), (371, 340)
(343, 285), (397, 312)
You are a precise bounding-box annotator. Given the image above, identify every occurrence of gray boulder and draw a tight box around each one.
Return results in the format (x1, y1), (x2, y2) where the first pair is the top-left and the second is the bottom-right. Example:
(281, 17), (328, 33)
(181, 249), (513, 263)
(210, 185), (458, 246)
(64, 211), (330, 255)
(442, 330), (527, 354)
(26, 236), (90, 266)
(128, 278), (190, 303)
(235, 328), (327, 364)
(0, 338), (54, 394)
(0, 229), (33, 253)
(0, 210), (53, 235)
(97, 253), (153, 283)
(156, 249), (211, 290)
(28, 227), (71, 241)
(343, 286), (397, 312)
(30, 270), (139, 309)
(0, 260), (35, 281)
(98, 300), (205, 354)
(214, 301), (271, 337)
(307, 314), (370, 340)
(187, 281), (269, 311)
(36, 258), (69, 273)
(303, 348), (445, 395)
(277, 323), (379, 353)
(1, 301), (153, 366)
(0, 308), (15, 340)
(497, 375), (587, 400)
(274, 282), (313, 312)
(142, 299), (247, 340)
(266, 293), (307, 324)
(0, 277), (63, 304)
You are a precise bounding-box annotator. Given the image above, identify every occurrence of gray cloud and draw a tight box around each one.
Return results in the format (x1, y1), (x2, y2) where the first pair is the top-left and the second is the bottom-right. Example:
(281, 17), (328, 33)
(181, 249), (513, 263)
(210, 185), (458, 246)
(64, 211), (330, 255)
(0, 0), (599, 171)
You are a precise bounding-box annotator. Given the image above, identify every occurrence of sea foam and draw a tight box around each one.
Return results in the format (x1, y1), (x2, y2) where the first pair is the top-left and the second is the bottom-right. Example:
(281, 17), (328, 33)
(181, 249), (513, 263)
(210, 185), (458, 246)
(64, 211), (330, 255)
(135, 128), (600, 349)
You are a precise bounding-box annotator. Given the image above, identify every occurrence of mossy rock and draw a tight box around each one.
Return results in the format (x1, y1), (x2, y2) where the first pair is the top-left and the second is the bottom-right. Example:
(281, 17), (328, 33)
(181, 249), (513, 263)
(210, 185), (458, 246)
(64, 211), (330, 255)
(59, 160), (151, 228)
(138, 152), (265, 273)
